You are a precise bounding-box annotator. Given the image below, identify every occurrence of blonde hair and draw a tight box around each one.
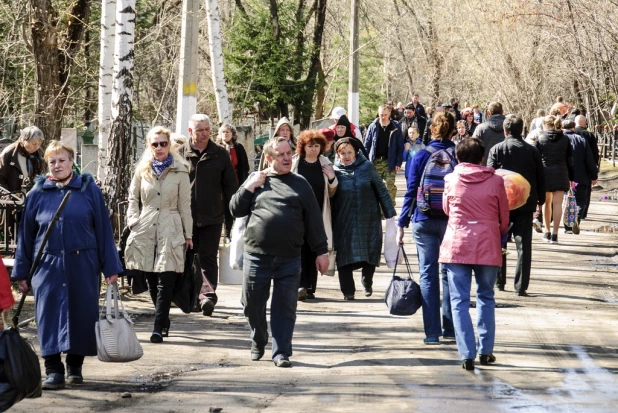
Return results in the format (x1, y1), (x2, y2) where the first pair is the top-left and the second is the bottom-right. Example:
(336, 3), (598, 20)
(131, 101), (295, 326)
(44, 140), (75, 162)
(542, 115), (562, 131)
(135, 126), (188, 177)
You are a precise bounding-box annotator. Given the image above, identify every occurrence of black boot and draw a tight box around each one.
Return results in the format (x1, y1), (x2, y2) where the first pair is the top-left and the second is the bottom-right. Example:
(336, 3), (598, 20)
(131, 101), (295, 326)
(66, 366), (83, 385)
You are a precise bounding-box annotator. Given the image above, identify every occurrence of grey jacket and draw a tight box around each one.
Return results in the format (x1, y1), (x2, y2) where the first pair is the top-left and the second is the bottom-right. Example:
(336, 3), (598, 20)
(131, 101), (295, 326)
(473, 114), (506, 165)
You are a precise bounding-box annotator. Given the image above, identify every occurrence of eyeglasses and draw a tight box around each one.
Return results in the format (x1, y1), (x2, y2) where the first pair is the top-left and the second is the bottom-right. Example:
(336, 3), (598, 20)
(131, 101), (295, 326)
(151, 141), (169, 148)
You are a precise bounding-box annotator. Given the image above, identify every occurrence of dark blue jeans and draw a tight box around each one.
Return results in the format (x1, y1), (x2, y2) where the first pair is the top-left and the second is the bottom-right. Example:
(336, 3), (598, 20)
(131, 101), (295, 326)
(241, 253), (301, 360)
(412, 219), (454, 338)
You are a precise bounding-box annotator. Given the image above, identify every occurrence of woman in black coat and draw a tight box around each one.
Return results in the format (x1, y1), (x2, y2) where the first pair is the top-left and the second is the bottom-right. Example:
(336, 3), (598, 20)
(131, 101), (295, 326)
(218, 123), (250, 239)
(534, 115), (574, 243)
(332, 138), (396, 300)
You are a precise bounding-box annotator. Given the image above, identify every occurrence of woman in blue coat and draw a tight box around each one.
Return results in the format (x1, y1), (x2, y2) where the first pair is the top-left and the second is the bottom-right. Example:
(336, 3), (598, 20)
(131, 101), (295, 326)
(13, 140), (122, 390)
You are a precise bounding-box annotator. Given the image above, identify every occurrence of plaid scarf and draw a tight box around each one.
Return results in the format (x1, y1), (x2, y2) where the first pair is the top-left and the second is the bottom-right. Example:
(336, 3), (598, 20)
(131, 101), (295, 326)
(151, 155), (173, 177)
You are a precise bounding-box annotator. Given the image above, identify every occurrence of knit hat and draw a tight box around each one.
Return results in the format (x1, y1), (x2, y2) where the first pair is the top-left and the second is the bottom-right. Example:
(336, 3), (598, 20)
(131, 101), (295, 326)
(319, 128), (335, 142)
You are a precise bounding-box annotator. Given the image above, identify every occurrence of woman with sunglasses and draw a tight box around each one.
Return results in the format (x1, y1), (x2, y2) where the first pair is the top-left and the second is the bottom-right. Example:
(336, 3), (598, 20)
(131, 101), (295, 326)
(124, 126), (193, 343)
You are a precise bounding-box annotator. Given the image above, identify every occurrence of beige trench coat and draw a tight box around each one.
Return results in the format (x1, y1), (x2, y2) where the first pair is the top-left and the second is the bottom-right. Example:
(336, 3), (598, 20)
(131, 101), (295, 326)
(124, 160), (193, 273)
(291, 155), (337, 250)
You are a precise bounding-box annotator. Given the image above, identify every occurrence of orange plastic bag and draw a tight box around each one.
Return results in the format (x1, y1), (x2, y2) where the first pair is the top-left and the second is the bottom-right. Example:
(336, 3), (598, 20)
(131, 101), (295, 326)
(495, 169), (531, 210)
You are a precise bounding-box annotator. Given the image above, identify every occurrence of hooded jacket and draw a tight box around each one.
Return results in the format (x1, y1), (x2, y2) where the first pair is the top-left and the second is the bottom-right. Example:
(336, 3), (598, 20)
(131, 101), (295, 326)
(125, 158), (193, 274)
(535, 129), (574, 192)
(439, 163), (510, 267)
(258, 117), (296, 171)
(472, 114), (506, 165)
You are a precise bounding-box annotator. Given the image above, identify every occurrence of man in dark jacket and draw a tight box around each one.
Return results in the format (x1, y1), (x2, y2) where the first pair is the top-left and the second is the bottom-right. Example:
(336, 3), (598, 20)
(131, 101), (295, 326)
(473, 102), (506, 165)
(563, 119), (598, 232)
(411, 94), (427, 130)
(399, 104), (419, 140)
(230, 137), (329, 367)
(364, 104), (404, 205)
(185, 114), (239, 316)
(487, 116), (545, 297)
(574, 115), (600, 167)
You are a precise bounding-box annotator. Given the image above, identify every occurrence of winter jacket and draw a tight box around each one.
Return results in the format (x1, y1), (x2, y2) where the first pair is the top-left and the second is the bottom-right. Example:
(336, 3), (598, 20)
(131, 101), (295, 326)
(332, 154), (396, 267)
(487, 135), (546, 215)
(564, 130), (598, 184)
(258, 117), (296, 171)
(363, 118), (404, 172)
(472, 114), (506, 165)
(574, 126), (600, 166)
(184, 139), (238, 227)
(0, 141), (45, 191)
(291, 155), (338, 250)
(413, 103), (428, 136)
(439, 163), (510, 267)
(399, 116), (419, 139)
(125, 159), (193, 274)
(534, 130), (574, 192)
(13, 173), (122, 356)
(398, 139), (457, 227)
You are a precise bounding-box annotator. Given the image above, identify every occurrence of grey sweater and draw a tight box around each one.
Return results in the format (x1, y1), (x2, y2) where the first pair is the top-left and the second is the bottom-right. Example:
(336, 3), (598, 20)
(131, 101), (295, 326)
(229, 172), (328, 257)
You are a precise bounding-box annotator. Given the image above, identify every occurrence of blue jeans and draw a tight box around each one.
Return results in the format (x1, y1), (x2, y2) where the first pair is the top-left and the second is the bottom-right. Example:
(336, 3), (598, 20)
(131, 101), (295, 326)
(241, 253), (301, 360)
(445, 263), (497, 360)
(412, 219), (454, 339)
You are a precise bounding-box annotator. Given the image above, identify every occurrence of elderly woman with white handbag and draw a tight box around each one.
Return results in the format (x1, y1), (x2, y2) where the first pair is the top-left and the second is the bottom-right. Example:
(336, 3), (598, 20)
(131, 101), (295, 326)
(124, 126), (193, 344)
(291, 130), (337, 300)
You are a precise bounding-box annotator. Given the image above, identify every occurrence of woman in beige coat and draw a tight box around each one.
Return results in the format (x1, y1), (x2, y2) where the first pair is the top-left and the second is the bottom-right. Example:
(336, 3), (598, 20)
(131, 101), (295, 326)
(125, 126), (193, 343)
(291, 130), (337, 300)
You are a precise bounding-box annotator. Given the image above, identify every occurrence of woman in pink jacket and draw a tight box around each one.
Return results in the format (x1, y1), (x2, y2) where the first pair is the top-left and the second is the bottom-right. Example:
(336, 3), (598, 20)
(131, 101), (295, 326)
(439, 137), (509, 371)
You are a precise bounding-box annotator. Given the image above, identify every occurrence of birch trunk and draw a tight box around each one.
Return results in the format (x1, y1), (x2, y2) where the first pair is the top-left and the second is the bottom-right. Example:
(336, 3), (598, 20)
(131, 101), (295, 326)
(205, 0), (232, 123)
(97, 0), (116, 182)
(103, 0), (135, 214)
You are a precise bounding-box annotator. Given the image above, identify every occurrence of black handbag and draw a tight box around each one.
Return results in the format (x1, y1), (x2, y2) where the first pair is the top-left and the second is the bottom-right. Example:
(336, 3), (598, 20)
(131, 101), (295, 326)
(384, 246), (422, 316)
(172, 250), (203, 314)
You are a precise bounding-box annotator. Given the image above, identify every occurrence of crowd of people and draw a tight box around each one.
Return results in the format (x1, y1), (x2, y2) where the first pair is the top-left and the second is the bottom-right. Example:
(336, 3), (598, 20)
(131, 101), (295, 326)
(0, 93), (610, 390)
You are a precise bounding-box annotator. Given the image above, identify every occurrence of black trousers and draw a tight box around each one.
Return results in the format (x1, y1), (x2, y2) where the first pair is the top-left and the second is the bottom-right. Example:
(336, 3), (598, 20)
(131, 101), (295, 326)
(43, 353), (85, 375)
(300, 241), (318, 294)
(224, 206), (234, 239)
(337, 262), (376, 296)
(194, 223), (223, 305)
(500, 212), (533, 293)
(146, 271), (177, 333)
(576, 183), (591, 220)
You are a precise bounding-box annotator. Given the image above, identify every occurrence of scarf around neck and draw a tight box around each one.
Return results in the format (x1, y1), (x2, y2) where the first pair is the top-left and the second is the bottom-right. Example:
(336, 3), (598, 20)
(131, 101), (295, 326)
(152, 155), (173, 177)
(17, 143), (43, 179)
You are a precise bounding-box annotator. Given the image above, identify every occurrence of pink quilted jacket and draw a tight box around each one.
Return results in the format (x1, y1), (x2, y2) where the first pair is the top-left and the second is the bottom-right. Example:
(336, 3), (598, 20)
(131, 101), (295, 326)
(439, 163), (510, 267)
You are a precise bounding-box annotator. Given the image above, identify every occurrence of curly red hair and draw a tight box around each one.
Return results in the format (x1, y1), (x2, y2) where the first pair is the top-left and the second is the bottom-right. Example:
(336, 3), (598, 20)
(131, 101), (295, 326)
(296, 130), (327, 157)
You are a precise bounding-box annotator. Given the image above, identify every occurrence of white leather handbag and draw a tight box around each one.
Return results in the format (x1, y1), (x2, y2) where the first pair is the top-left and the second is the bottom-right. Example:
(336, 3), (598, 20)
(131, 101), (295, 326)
(95, 283), (143, 363)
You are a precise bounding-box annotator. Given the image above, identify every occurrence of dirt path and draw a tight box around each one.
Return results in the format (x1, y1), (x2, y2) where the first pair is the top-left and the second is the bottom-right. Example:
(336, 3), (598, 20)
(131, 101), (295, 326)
(10, 170), (618, 413)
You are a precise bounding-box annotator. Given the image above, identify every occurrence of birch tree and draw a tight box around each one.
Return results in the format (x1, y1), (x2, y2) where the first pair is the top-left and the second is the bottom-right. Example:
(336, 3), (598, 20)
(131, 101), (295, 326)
(205, 0), (231, 123)
(103, 0), (135, 213)
(98, 0), (116, 181)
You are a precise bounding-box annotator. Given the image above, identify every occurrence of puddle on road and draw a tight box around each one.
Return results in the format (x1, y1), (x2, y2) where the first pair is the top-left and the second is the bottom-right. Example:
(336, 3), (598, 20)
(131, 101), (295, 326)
(594, 224), (618, 233)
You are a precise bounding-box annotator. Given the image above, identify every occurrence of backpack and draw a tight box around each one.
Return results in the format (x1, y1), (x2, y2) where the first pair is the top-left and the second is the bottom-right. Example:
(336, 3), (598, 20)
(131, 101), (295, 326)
(416, 145), (457, 216)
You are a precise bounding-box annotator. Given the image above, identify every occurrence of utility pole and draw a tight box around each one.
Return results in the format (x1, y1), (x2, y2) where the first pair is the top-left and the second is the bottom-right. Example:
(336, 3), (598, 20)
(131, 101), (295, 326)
(175, 0), (199, 134)
(347, 0), (360, 125)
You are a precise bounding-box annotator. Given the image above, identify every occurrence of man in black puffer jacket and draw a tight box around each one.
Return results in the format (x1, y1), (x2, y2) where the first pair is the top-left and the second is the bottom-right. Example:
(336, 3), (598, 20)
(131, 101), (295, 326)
(488, 116), (545, 297)
(473, 102), (506, 165)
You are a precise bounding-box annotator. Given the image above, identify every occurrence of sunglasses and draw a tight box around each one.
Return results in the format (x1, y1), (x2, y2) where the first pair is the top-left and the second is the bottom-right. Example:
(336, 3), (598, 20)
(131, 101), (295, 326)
(151, 141), (169, 148)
